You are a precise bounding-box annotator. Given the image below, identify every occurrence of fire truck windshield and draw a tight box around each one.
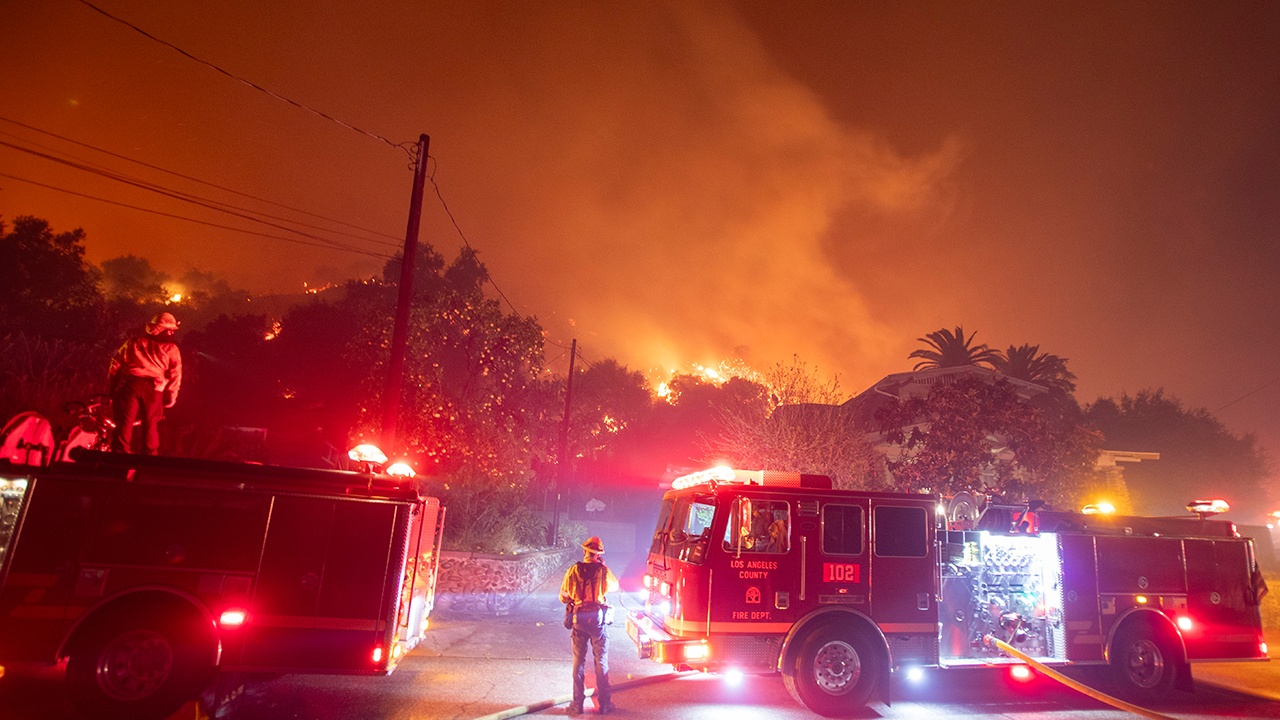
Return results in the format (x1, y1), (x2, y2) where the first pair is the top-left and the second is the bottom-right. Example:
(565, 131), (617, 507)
(657, 494), (717, 565)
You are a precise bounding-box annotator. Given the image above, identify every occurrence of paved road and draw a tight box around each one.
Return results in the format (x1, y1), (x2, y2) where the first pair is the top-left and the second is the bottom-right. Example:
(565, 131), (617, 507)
(3, 557), (1278, 720)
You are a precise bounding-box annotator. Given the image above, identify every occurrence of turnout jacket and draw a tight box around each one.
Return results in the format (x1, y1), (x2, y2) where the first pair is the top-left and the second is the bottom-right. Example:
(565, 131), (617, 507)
(109, 334), (183, 401)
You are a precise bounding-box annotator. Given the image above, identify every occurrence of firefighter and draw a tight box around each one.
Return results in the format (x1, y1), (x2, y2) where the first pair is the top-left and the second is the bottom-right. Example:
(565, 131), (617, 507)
(559, 536), (618, 715)
(108, 312), (182, 455)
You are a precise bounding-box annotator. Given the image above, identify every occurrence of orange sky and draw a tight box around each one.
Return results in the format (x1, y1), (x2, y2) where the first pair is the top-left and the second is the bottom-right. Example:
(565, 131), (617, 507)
(3, 1), (1278, 508)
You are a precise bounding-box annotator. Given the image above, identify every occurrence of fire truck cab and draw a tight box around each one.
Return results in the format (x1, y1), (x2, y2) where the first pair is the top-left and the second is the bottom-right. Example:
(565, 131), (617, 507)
(0, 448), (443, 720)
(627, 467), (1269, 717)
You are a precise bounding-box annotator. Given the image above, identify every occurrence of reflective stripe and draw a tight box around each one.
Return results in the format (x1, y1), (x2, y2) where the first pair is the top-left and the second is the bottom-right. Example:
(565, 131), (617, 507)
(664, 617), (792, 634)
(879, 623), (935, 633)
(8, 605), (66, 619)
(252, 616), (386, 631)
(4, 573), (58, 588)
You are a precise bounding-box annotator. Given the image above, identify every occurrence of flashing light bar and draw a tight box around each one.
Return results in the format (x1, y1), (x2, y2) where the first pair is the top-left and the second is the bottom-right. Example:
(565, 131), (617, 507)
(1187, 499), (1230, 517)
(670, 467), (833, 491)
(672, 466), (736, 490)
(349, 444), (388, 465)
(385, 461), (416, 478)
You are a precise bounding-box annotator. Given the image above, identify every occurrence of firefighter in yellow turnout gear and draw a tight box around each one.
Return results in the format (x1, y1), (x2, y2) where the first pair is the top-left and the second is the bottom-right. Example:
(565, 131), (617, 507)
(560, 536), (619, 715)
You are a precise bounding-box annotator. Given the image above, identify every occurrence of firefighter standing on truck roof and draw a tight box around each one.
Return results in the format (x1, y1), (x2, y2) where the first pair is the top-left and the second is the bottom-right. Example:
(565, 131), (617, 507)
(560, 536), (618, 715)
(108, 312), (182, 455)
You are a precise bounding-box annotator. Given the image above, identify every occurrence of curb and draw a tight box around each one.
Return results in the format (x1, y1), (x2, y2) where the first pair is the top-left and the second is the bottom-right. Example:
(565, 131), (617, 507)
(471, 671), (685, 720)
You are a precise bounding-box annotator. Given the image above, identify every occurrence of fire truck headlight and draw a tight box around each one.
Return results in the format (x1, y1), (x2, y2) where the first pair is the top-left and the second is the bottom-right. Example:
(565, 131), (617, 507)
(724, 669), (744, 686)
(218, 609), (247, 627)
(683, 643), (709, 661)
(1261, 642), (1269, 657)
(658, 601), (671, 617)
(905, 667), (925, 683)
(1176, 616), (1194, 632)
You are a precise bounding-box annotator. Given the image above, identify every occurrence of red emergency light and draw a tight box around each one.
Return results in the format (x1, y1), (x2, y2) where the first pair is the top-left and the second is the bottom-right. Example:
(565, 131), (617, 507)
(671, 467), (833, 491)
(1186, 499), (1229, 519)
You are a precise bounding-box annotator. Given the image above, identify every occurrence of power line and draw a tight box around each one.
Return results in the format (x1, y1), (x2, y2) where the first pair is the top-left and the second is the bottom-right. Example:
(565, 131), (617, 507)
(1213, 376), (1280, 415)
(0, 138), (384, 255)
(0, 171), (393, 258)
(0, 115), (402, 243)
(0, 132), (401, 250)
(426, 158), (522, 316)
(75, 0), (413, 158)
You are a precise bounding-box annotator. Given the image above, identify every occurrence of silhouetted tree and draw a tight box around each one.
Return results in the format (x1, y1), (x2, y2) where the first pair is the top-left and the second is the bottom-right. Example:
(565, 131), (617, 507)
(0, 216), (104, 341)
(993, 343), (1077, 396)
(1084, 390), (1271, 518)
(876, 375), (1103, 508)
(909, 326), (999, 370)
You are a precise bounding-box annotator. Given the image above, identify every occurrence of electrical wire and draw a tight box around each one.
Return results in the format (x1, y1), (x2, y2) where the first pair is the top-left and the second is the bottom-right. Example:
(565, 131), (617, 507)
(0, 133), (401, 250)
(75, 0), (414, 158)
(1213, 376), (1280, 415)
(426, 159), (522, 317)
(0, 171), (393, 258)
(0, 138), (383, 255)
(0, 115), (402, 243)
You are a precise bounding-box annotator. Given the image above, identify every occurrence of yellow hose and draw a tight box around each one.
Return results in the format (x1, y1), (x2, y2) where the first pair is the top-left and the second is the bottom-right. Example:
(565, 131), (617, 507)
(983, 635), (1178, 720)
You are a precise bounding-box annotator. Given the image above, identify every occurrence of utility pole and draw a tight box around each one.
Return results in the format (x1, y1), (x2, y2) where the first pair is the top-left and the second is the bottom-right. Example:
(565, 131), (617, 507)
(551, 338), (576, 545)
(381, 134), (430, 456)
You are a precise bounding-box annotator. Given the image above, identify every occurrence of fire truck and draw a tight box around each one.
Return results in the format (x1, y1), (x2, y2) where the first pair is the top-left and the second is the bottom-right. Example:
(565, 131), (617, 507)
(0, 447), (444, 720)
(626, 467), (1269, 717)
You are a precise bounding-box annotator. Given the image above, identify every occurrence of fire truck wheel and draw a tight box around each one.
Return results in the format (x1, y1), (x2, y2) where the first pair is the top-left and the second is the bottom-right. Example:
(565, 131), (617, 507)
(65, 607), (215, 720)
(783, 624), (880, 716)
(1108, 622), (1178, 701)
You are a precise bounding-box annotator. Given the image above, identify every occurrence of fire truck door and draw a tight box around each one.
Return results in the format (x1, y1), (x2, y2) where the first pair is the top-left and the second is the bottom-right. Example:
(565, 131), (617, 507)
(712, 495), (797, 630)
(869, 500), (936, 631)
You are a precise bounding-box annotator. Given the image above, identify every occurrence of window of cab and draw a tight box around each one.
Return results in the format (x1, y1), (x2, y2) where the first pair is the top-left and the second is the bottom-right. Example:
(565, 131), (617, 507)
(723, 496), (790, 554)
(662, 494), (717, 564)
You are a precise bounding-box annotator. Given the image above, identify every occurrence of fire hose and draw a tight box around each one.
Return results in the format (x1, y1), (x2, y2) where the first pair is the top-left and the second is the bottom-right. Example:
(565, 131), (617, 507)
(983, 635), (1178, 720)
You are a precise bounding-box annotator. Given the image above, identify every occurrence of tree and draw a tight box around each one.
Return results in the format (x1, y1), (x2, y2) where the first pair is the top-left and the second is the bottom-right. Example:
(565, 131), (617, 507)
(1084, 390), (1272, 518)
(0, 216), (104, 341)
(710, 357), (881, 490)
(992, 344), (1077, 396)
(340, 245), (549, 551)
(909, 326), (1000, 371)
(876, 374), (1103, 508)
(101, 255), (169, 304)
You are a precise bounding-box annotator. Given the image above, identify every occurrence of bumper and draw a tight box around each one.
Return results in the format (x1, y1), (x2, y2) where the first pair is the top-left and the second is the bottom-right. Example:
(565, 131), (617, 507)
(626, 610), (709, 666)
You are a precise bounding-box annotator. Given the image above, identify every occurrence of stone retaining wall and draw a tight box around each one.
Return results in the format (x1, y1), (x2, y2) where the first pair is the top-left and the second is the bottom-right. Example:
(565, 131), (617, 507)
(433, 546), (578, 616)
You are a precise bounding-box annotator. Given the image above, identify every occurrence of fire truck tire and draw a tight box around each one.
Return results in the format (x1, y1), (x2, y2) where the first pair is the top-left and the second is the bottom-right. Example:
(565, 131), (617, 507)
(782, 624), (880, 716)
(1107, 622), (1179, 701)
(65, 606), (216, 720)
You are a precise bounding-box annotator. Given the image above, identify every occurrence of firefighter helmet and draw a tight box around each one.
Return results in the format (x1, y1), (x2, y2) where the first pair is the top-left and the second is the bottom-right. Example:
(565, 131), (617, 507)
(581, 536), (605, 554)
(147, 312), (181, 334)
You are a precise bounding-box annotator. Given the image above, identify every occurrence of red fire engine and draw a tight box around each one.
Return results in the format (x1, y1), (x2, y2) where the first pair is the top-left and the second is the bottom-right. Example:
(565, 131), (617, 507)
(627, 467), (1269, 717)
(0, 447), (444, 720)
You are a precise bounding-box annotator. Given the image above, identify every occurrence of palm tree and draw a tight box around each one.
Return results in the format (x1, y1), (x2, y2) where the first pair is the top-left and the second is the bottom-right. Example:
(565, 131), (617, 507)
(992, 343), (1077, 395)
(908, 326), (1000, 371)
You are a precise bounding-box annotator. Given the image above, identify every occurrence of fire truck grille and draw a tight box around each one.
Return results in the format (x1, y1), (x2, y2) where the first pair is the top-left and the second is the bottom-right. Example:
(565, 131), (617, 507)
(714, 635), (784, 668)
(887, 633), (939, 666)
